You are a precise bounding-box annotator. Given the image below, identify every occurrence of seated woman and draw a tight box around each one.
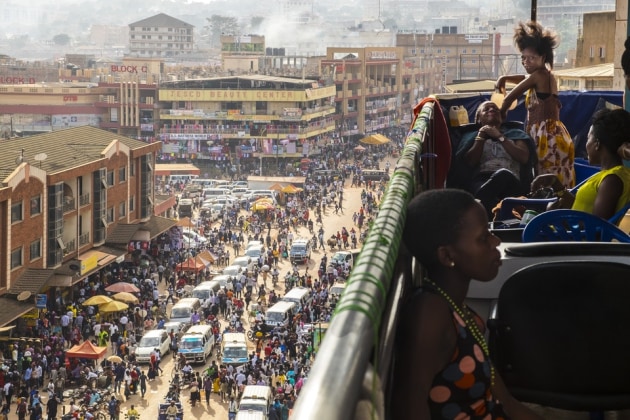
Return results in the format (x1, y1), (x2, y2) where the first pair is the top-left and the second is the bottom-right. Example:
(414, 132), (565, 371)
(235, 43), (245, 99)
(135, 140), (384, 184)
(531, 108), (630, 221)
(391, 189), (542, 419)
(453, 101), (537, 217)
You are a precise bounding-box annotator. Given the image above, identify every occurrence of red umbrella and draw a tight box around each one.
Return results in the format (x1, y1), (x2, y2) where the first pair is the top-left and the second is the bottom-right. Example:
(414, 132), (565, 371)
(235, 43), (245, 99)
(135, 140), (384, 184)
(105, 282), (140, 293)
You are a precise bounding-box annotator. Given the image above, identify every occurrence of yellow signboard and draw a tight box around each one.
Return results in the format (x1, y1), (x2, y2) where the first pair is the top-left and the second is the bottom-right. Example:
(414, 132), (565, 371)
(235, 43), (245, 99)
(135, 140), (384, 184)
(23, 308), (39, 319)
(80, 254), (98, 275)
(159, 86), (336, 103)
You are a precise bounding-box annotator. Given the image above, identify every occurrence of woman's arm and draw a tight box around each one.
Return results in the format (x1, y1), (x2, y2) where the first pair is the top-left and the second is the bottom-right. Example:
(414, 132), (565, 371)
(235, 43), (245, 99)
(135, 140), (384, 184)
(391, 294), (455, 418)
(592, 174), (624, 220)
(499, 71), (546, 118)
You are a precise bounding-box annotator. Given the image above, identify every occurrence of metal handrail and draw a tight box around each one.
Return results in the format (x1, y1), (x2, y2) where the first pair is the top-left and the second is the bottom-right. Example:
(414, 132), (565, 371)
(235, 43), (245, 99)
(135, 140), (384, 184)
(292, 101), (435, 419)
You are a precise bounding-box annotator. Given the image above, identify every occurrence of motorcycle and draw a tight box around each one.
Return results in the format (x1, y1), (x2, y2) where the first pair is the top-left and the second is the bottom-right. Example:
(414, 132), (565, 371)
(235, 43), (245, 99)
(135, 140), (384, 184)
(272, 272), (279, 286)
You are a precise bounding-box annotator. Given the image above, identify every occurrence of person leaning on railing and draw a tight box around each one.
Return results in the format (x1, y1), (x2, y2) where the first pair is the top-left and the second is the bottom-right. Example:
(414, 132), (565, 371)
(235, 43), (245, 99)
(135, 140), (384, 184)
(531, 108), (630, 221)
(391, 189), (543, 419)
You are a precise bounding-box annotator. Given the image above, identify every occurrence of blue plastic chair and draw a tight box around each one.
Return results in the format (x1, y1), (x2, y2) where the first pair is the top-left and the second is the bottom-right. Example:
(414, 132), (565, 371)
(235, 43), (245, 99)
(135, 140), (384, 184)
(522, 209), (630, 242)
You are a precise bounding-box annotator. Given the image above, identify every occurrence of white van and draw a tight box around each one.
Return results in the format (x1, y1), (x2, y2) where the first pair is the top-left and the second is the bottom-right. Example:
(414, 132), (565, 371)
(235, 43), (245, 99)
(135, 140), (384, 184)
(179, 324), (215, 364)
(264, 301), (296, 328)
(192, 281), (221, 308)
(168, 174), (198, 184)
(169, 297), (201, 325)
(221, 332), (248, 367)
(203, 188), (230, 199)
(282, 287), (312, 312)
(237, 385), (273, 419)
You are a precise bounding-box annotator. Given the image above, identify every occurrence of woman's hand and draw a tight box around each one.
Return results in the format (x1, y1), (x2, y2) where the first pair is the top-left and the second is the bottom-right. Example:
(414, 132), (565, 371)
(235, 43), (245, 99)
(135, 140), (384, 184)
(531, 174), (562, 192)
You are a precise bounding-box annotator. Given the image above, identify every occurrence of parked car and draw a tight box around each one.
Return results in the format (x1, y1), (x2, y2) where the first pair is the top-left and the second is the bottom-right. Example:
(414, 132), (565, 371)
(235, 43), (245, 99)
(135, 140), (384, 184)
(135, 329), (171, 363)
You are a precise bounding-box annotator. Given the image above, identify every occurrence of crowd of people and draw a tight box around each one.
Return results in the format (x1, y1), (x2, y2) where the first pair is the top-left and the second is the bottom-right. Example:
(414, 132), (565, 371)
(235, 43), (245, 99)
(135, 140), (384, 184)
(0, 139), (398, 420)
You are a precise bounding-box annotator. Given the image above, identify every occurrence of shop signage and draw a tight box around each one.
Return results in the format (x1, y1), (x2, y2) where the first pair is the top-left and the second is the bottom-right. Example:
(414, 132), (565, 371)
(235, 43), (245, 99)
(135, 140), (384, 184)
(36, 294), (47, 309)
(80, 254), (98, 275)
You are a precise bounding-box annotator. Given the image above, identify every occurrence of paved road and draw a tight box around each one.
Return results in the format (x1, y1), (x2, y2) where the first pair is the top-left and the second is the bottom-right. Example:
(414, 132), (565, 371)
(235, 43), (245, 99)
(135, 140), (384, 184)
(10, 159), (391, 420)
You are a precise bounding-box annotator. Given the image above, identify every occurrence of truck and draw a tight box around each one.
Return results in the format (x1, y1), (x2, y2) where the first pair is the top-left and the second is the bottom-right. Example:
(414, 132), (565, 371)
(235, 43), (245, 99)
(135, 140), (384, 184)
(328, 250), (360, 270)
(178, 198), (194, 218)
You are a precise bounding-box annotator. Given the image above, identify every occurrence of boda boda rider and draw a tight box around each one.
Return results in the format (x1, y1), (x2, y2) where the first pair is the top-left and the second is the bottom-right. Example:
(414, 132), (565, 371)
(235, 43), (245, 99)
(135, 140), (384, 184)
(392, 189), (543, 419)
(454, 101), (536, 218)
(531, 108), (630, 221)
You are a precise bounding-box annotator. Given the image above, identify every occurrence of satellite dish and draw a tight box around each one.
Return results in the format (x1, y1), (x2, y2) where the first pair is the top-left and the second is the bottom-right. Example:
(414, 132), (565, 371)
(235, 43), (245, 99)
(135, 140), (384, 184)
(17, 291), (32, 301)
(34, 153), (47, 168)
(69, 264), (80, 271)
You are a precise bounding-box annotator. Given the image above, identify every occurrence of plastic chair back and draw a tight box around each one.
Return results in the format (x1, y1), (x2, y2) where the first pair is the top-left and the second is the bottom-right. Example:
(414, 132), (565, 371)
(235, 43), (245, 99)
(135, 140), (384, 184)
(488, 261), (630, 411)
(522, 209), (630, 242)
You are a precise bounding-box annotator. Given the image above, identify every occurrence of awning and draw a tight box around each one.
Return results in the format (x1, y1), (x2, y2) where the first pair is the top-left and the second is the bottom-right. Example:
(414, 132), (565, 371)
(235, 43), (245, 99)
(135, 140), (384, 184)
(141, 215), (178, 239)
(8, 269), (55, 296)
(105, 223), (141, 246)
(0, 297), (35, 328)
(46, 275), (72, 287)
(0, 326), (16, 333)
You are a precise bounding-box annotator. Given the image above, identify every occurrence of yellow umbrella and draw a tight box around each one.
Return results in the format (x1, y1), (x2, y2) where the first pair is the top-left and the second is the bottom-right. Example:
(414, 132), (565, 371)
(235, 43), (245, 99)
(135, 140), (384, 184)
(359, 133), (391, 145)
(281, 184), (303, 194)
(111, 292), (139, 304)
(83, 295), (113, 306)
(268, 183), (283, 191)
(98, 300), (129, 313)
(107, 355), (123, 363)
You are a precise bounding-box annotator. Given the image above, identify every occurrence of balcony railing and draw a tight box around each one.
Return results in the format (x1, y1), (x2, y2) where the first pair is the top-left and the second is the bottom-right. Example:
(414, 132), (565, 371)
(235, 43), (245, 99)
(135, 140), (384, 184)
(79, 193), (90, 207)
(63, 197), (76, 213)
(79, 232), (90, 247)
(63, 239), (76, 255)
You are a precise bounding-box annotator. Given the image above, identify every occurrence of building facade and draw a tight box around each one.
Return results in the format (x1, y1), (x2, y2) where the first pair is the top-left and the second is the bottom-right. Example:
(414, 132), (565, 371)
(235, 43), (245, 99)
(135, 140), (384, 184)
(0, 126), (167, 327)
(157, 75), (336, 174)
(128, 13), (195, 58)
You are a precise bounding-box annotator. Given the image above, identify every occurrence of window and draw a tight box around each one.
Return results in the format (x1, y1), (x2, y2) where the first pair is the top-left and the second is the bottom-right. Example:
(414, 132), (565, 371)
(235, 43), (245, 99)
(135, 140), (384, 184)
(129, 196), (135, 212)
(30, 195), (41, 216)
(11, 201), (23, 223)
(30, 239), (41, 261)
(119, 167), (127, 183)
(599, 46), (606, 58)
(107, 207), (114, 223)
(10, 247), (22, 269)
(130, 161), (135, 177)
(107, 171), (115, 186)
(119, 201), (126, 218)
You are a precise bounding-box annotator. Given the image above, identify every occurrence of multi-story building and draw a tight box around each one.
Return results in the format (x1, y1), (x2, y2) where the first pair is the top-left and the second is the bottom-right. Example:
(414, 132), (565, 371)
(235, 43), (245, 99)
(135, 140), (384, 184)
(128, 13), (194, 58)
(221, 35), (266, 73)
(157, 75), (337, 174)
(320, 46), (431, 135)
(575, 11), (615, 68)
(0, 126), (167, 327)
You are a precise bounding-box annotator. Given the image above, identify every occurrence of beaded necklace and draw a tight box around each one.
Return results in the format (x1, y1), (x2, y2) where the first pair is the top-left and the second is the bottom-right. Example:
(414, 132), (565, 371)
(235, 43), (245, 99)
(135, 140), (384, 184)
(423, 278), (496, 388)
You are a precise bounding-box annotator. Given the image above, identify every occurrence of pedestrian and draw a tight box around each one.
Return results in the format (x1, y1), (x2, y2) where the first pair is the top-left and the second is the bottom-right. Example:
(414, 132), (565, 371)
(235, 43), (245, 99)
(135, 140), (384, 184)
(227, 396), (237, 420)
(107, 396), (119, 420)
(16, 398), (27, 420)
(203, 375), (212, 406)
(28, 402), (42, 420)
(46, 395), (59, 420)
(139, 371), (147, 398)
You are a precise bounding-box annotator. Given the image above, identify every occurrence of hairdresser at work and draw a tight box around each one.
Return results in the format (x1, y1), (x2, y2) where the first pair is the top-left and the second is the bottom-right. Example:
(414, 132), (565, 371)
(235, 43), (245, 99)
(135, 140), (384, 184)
(495, 21), (575, 188)
(531, 108), (630, 221)
(391, 189), (543, 419)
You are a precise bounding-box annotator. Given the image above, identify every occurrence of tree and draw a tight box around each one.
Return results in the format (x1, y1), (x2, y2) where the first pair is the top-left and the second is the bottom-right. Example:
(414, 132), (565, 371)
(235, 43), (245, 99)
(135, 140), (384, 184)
(52, 34), (70, 46)
(204, 15), (240, 48)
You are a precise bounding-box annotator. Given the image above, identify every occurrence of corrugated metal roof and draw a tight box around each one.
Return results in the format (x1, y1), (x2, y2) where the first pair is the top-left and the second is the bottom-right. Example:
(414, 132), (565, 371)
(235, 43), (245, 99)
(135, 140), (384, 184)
(106, 223), (140, 245)
(553, 63), (613, 78)
(141, 215), (177, 239)
(0, 297), (34, 327)
(8, 269), (54, 296)
(0, 126), (155, 180)
(129, 13), (193, 29)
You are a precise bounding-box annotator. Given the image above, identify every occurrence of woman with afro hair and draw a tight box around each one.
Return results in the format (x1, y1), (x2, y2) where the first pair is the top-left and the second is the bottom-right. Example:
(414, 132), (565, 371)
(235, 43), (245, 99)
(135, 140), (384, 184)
(495, 21), (575, 189)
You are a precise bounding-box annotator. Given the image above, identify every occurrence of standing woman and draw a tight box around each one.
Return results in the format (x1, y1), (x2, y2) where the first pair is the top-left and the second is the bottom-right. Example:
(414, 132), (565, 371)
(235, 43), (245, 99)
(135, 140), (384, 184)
(496, 21), (575, 189)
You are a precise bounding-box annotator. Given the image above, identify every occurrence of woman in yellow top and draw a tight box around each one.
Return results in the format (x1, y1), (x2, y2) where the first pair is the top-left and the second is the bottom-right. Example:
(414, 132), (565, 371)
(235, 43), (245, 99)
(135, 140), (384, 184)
(532, 108), (630, 220)
(496, 21), (575, 189)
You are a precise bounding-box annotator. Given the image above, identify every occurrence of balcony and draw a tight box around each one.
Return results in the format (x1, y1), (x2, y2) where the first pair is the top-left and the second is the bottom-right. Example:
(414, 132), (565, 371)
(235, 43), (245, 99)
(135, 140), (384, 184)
(79, 193), (90, 207)
(79, 232), (90, 247)
(63, 197), (76, 213)
(63, 239), (76, 256)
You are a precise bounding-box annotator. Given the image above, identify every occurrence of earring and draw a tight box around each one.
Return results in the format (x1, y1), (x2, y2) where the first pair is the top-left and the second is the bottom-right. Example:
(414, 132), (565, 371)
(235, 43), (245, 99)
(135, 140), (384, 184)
(450, 261), (455, 268)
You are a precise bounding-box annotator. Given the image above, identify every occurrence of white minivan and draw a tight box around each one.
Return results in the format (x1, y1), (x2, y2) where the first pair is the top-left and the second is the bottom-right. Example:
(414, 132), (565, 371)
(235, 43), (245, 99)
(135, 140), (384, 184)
(282, 287), (312, 312)
(237, 385), (273, 420)
(178, 324), (215, 364)
(264, 301), (296, 328)
(169, 297), (201, 325)
(221, 332), (248, 367)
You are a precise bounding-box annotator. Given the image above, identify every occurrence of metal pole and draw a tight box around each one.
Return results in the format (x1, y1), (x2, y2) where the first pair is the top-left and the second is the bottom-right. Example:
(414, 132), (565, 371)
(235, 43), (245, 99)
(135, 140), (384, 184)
(531, 0), (537, 22)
